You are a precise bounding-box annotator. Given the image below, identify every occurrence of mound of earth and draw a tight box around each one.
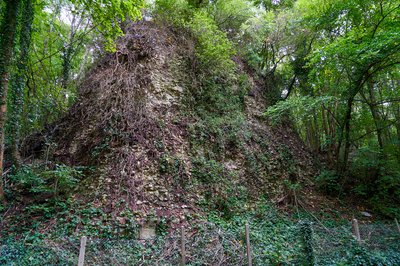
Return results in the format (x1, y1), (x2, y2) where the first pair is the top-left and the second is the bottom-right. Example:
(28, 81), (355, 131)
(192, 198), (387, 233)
(24, 21), (317, 226)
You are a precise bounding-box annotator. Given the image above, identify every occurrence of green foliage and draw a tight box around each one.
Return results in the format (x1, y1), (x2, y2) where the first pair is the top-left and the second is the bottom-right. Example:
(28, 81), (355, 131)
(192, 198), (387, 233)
(2, 2), (400, 265)
(7, 0), (34, 166)
(69, 0), (144, 51)
(299, 220), (315, 265)
(351, 146), (400, 217)
(0, 238), (77, 266)
(243, 149), (270, 179)
(207, 203), (301, 265)
(315, 170), (341, 196)
(155, 0), (237, 76)
(266, 95), (334, 124)
(8, 164), (82, 198)
(344, 246), (400, 266)
(160, 0), (253, 177)
(206, 0), (254, 36)
(254, 0), (295, 11)
(2, 201), (400, 265)
(154, 0), (194, 25)
(159, 153), (188, 188)
(257, 0), (400, 214)
(5, 0), (145, 146)
(91, 137), (111, 159)
(239, 10), (273, 69)
(190, 156), (248, 219)
(189, 11), (236, 76)
(209, 203), (400, 265)
(191, 156), (226, 184)
(154, 0), (246, 126)
(188, 114), (248, 158)
(18, 8), (86, 136)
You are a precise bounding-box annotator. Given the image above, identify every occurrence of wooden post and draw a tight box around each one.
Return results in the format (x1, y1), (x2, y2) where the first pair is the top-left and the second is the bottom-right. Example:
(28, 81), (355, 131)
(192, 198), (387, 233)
(395, 218), (400, 234)
(352, 219), (361, 243)
(181, 227), (186, 266)
(245, 223), (252, 266)
(78, 236), (87, 266)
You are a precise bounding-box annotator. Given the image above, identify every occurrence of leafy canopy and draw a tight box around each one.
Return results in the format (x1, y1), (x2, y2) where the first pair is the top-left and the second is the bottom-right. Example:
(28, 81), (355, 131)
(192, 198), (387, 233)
(69, 0), (144, 51)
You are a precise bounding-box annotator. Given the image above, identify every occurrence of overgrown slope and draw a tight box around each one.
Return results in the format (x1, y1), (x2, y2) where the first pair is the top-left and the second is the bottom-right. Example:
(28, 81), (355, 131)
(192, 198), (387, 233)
(32, 21), (316, 224)
(2, 17), (400, 266)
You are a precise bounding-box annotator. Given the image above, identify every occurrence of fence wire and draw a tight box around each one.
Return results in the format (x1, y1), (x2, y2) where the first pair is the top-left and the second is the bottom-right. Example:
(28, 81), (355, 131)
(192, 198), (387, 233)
(312, 221), (400, 266)
(81, 223), (245, 266)
(1, 220), (399, 265)
(358, 222), (400, 252)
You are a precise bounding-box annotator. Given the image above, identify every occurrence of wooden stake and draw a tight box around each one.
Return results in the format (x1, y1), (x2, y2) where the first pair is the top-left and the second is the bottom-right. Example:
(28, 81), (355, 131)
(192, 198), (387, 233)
(181, 227), (186, 266)
(352, 219), (361, 243)
(78, 236), (87, 266)
(395, 218), (400, 234)
(245, 223), (252, 266)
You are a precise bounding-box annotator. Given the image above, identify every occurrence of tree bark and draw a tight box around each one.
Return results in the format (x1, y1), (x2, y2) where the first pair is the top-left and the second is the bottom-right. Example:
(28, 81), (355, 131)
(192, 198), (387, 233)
(9, 0), (34, 169)
(393, 104), (400, 163)
(0, 0), (21, 201)
(337, 85), (359, 174)
(364, 79), (387, 150)
(341, 95), (354, 173)
(337, 75), (365, 174)
(61, 14), (77, 90)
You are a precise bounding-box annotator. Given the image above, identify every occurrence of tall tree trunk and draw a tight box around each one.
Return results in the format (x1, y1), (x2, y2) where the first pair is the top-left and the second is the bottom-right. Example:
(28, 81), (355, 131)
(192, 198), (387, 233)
(394, 104), (400, 163)
(337, 89), (358, 174)
(305, 114), (320, 153)
(0, 0), (21, 201)
(365, 80), (386, 150)
(359, 80), (387, 181)
(9, 0), (34, 169)
(337, 76), (365, 174)
(62, 12), (85, 90)
(342, 96), (354, 173)
(61, 46), (73, 90)
(313, 110), (320, 152)
(322, 105), (334, 164)
(61, 18), (76, 90)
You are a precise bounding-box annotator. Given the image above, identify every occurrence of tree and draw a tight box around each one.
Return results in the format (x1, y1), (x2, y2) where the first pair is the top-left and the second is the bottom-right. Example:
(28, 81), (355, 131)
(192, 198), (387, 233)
(9, 0), (35, 169)
(69, 0), (144, 51)
(0, 0), (21, 201)
(264, 0), (400, 213)
(304, 0), (400, 172)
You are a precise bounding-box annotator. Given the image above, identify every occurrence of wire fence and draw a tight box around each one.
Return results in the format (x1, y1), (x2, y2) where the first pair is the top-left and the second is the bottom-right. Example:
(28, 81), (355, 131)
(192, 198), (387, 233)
(312, 221), (400, 265)
(1, 220), (399, 265)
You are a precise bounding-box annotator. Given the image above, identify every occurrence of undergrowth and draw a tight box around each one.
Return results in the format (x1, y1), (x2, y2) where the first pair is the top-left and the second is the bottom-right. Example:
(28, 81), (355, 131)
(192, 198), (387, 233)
(2, 201), (399, 265)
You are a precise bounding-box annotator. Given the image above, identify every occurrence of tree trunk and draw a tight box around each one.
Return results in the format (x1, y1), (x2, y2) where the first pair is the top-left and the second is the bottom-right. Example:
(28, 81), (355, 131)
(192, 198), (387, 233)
(313, 110), (320, 152)
(322, 106), (333, 163)
(365, 80), (386, 150)
(337, 88), (358, 174)
(337, 76), (364, 174)
(341, 96), (354, 173)
(61, 17), (76, 90)
(394, 104), (400, 163)
(0, 0), (21, 201)
(9, 0), (34, 169)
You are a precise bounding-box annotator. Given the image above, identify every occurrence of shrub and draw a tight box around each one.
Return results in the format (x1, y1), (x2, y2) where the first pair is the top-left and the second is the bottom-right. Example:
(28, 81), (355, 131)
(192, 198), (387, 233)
(154, 0), (194, 25)
(189, 11), (236, 76)
(8, 164), (83, 199)
(351, 146), (400, 217)
(315, 170), (341, 196)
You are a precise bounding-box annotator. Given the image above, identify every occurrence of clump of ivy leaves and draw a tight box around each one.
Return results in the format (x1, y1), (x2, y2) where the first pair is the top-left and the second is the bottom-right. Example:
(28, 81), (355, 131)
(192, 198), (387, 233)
(0, 163), (142, 264)
(204, 201), (400, 266)
(3, 163), (146, 236)
(2, 163), (87, 233)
